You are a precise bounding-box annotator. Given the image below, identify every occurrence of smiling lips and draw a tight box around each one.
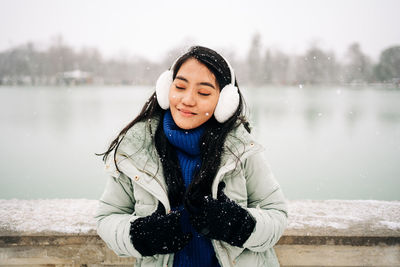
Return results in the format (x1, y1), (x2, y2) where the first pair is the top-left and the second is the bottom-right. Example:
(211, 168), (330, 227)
(178, 108), (197, 117)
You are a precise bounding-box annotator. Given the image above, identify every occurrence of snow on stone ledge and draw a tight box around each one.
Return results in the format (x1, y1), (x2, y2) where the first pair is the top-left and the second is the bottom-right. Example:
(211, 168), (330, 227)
(286, 199), (400, 236)
(0, 199), (399, 237)
(0, 199), (98, 235)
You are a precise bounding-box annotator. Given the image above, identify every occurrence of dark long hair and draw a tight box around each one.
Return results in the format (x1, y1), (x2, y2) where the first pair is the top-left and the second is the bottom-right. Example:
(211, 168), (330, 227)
(97, 46), (251, 207)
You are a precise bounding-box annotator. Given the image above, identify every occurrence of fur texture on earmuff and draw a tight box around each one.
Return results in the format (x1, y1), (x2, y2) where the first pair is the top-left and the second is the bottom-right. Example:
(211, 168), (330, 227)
(155, 70), (173, 110)
(213, 84), (239, 123)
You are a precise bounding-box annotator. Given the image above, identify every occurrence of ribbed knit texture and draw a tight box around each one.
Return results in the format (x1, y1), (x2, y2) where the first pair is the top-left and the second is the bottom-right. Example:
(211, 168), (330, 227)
(163, 110), (220, 267)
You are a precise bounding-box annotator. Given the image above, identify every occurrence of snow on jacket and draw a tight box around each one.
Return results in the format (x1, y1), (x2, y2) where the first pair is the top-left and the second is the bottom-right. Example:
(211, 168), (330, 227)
(95, 115), (288, 267)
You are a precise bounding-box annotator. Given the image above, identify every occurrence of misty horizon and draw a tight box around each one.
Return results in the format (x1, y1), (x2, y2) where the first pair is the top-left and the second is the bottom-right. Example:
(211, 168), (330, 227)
(1, 34), (398, 63)
(1, 0), (400, 62)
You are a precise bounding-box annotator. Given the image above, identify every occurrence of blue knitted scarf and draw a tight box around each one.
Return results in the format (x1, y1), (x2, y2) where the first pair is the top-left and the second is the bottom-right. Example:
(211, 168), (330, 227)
(163, 110), (220, 267)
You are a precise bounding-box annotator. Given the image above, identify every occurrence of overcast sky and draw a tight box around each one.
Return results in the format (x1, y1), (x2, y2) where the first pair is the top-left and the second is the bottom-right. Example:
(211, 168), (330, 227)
(1, 0), (399, 61)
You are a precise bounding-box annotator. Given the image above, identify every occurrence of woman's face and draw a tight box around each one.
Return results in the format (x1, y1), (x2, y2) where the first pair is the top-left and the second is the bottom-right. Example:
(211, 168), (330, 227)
(169, 58), (220, 130)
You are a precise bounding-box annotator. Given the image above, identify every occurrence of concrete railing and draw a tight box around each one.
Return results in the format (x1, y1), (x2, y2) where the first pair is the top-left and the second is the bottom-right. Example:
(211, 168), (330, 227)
(0, 199), (399, 266)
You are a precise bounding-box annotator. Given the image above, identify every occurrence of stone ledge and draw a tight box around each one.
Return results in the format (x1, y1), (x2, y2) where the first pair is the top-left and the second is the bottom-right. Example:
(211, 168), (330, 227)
(1, 199), (399, 238)
(0, 199), (399, 266)
(1, 234), (399, 248)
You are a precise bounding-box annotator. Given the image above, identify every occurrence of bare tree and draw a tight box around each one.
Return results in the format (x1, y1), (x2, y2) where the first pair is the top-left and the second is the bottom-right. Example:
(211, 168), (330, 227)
(343, 43), (373, 83)
(374, 46), (400, 82)
(247, 33), (263, 85)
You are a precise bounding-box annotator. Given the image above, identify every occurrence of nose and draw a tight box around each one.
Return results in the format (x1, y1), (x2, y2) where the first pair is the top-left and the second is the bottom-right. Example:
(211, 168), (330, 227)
(181, 89), (196, 106)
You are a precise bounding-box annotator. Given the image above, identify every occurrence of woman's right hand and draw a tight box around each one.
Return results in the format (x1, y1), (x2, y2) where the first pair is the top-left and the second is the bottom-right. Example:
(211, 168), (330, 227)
(129, 202), (192, 257)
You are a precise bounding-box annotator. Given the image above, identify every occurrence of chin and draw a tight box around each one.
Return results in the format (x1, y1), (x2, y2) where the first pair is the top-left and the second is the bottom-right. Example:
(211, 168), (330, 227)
(176, 122), (196, 130)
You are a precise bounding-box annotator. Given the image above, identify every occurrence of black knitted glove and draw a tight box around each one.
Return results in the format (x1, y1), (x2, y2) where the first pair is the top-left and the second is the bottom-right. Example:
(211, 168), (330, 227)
(185, 182), (256, 247)
(129, 202), (192, 256)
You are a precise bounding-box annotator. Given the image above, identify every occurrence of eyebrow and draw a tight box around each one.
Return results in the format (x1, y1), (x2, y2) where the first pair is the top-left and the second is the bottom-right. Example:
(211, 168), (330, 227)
(175, 75), (216, 90)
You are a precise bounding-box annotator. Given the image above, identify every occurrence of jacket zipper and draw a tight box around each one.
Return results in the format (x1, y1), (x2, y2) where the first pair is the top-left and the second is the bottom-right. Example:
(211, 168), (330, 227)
(212, 144), (264, 267)
(223, 244), (235, 267)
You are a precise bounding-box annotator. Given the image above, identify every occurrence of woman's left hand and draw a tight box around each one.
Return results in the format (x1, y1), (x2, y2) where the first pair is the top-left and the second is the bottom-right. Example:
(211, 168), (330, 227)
(185, 182), (256, 247)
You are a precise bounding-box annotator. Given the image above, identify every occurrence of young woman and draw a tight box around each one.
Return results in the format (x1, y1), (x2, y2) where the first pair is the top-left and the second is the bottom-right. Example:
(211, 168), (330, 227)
(95, 46), (288, 267)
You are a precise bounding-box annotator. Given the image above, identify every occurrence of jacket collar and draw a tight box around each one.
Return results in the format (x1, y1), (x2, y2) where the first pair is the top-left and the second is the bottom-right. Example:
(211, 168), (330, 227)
(116, 115), (262, 175)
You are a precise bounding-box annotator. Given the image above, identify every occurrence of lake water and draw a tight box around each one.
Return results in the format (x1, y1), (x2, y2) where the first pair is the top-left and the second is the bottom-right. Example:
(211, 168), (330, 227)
(0, 85), (399, 200)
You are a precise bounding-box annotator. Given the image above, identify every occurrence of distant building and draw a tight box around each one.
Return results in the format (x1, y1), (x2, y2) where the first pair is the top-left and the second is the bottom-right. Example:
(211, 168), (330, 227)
(57, 70), (93, 85)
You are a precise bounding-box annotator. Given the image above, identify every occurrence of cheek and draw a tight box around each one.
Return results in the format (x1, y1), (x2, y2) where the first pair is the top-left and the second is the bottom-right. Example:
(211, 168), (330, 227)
(207, 96), (220, 111)
(168, 89), (179, 104)
(198, 98), (218, 115)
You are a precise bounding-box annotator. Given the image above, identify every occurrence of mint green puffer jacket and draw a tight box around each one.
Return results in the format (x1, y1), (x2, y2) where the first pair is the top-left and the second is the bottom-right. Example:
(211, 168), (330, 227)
(95, 116), (288, 267)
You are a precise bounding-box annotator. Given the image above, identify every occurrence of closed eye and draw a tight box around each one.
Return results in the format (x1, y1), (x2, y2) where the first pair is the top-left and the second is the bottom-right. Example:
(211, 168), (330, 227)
(175, 85), (185, 90)
(199, 92), (210, 96)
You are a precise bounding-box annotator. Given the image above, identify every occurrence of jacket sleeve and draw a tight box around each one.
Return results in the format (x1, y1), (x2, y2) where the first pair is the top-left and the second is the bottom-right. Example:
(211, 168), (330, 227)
(94, 171), (143, 258)
(241, 151), (288, 252)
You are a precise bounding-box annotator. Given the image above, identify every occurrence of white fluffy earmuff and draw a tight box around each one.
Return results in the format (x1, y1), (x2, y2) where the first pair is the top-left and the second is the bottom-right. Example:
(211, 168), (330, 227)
(155, 70), (173, 110)
(213, 83), (239, 123)
(155, 53), (240, 123)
